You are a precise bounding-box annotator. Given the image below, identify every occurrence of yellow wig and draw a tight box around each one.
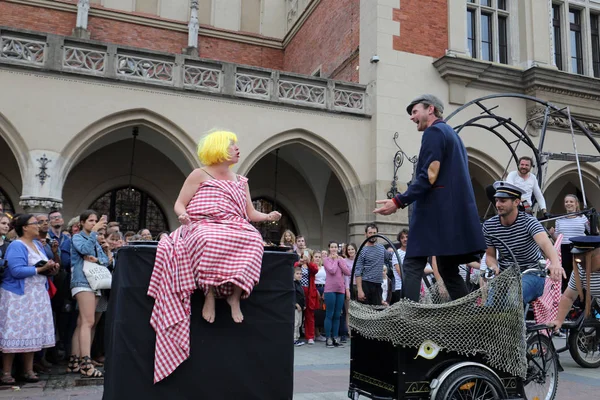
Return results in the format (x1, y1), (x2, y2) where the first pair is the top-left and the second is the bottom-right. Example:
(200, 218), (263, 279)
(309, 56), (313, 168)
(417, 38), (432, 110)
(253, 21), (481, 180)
(197, 130), (238, 166)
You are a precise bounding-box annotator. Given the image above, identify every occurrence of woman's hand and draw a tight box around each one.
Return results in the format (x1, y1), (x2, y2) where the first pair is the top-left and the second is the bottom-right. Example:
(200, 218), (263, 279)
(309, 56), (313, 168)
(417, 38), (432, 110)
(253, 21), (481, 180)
(266, 211), (282, 222)
(84, 255), (99, 263)
(178, 212), (191, 225)
(92, 216), (107, 232)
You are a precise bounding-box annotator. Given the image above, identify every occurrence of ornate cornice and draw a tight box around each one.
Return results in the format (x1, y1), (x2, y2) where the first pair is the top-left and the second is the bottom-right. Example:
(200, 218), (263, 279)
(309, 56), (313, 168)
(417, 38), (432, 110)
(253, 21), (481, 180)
(19, 197), (63, 211)
(527, 106), (600, 135)
(434, 55), (600, 104)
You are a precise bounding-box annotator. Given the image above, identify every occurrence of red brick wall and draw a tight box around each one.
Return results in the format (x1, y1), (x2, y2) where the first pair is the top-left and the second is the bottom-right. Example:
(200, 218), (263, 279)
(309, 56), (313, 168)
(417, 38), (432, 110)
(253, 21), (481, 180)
(0, 1), (76, 36)
(330, 54), (359, 82)
(393, 1), (447, 58)
(284, 0), (360, 82)
(87, 17), (186, 54)
(0, 1), (283, 69)
(200, 36), (283, 69)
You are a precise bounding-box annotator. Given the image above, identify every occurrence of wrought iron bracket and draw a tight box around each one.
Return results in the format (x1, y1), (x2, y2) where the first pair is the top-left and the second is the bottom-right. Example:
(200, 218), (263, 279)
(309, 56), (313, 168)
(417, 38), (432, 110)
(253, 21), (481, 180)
(387, 132), (418, 199)
(36, 154), (51, 185)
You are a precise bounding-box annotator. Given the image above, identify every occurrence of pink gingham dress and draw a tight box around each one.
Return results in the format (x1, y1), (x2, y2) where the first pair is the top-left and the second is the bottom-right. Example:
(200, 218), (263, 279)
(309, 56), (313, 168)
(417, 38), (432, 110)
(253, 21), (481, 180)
(148, 175), (263, 383)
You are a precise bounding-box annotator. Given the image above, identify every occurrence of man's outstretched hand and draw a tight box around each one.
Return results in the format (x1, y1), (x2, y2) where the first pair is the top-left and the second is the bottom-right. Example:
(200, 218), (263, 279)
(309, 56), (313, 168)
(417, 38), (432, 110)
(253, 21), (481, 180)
(373, 199), (399, 215)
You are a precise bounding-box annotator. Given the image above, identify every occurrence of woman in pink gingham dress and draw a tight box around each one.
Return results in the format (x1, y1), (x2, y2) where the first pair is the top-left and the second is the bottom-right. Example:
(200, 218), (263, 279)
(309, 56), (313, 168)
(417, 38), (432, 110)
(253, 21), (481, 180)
(148, 130), (281, 383)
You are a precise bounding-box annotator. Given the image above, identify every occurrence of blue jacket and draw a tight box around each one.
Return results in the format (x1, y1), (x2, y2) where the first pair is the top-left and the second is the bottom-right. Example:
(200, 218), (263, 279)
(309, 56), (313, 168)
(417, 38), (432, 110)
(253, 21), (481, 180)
(394, 120), (486, 258)
(2, 240), (49, 295)
(49, 230), (72, 272)
(70, 231), (109, 289)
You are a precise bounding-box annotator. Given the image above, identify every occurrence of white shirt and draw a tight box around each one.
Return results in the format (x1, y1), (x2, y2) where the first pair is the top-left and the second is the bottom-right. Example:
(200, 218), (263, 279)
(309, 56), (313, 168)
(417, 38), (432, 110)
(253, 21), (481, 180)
(506, 171), (546, 210)
(315, 266), (326, 285)
(391, 250), (404, 291)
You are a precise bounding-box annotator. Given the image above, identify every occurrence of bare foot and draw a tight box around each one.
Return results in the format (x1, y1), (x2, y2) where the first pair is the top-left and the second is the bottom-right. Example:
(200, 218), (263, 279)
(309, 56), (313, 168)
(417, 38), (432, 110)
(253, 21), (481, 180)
(226, 295), (244, 323)
(202, 289), (216, 323)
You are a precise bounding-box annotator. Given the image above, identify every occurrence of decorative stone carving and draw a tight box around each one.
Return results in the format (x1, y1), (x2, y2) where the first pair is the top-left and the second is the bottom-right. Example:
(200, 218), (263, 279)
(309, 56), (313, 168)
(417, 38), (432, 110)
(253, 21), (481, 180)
(0, 36), (46, 65)
(19, 197), (63, 212)
(527, 106), (600, 135)
(76, 0), (90, 30)
(188, 0), (199, 49)
(235, 73), (271, 98)
(184, 65), (221, 91)
(333, 89), (364, 111)
(63, 46), (106, 74)
(117, 55), (174, 83)
(278, 80), (325, 106)
(287, 0), (299, 26)
(36, 154), (51, 185)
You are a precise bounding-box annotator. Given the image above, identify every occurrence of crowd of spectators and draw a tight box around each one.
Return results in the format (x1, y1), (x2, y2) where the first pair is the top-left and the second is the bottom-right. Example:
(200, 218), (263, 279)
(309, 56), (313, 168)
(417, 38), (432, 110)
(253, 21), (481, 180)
(0, 202), (161, 384)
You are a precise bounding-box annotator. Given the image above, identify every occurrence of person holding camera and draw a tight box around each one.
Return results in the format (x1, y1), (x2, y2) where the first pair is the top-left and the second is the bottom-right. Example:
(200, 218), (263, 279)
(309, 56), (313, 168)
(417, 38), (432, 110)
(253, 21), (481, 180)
(67, 210), (109, 378)
(0, 214), (59, 384)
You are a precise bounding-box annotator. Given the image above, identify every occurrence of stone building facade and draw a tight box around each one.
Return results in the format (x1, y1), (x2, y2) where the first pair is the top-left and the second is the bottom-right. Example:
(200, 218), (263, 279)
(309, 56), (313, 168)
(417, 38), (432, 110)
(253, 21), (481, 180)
(0, 0), (599, 248)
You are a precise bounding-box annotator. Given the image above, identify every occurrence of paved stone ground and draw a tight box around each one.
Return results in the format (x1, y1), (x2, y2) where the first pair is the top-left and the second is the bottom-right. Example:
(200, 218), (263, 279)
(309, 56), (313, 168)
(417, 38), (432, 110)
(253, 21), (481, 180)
(0, 336), (598, 399)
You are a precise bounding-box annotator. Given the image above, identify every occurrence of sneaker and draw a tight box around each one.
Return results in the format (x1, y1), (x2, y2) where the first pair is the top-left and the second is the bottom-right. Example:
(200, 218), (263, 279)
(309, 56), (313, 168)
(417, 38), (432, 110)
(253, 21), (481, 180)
(333, 338), (344, 348)
(340, 336), (347, 343)
(326, 338), (334, 348)
(316, 335), (327, 342)
(307, 339), (315, 345)
(294, 340), (305, 347)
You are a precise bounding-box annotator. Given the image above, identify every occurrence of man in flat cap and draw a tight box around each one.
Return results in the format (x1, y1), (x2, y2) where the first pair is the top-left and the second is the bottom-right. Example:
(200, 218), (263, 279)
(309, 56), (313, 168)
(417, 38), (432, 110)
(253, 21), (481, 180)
(482, 181), (564, 307)
(374, 94), (486, 301)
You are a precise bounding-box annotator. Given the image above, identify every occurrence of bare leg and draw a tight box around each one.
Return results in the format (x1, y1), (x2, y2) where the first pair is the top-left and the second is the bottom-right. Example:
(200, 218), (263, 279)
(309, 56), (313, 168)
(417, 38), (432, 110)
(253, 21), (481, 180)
(202, 286), (216, 323)
(226, 285), (244, 323)
(2, 353), (15, 376)
(22, 352), (35, 376)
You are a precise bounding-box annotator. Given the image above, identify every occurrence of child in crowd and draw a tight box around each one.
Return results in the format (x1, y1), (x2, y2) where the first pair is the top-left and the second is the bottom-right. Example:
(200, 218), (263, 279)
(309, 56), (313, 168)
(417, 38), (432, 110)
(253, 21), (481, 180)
(293, 267), (305, 346)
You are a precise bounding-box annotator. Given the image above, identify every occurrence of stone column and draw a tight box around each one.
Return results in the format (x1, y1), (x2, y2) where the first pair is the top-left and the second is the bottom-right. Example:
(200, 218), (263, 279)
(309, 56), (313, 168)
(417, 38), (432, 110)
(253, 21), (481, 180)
(19, 150), (63, 213)
(72, 0), (91, 39)
(185, 0), (200, 56)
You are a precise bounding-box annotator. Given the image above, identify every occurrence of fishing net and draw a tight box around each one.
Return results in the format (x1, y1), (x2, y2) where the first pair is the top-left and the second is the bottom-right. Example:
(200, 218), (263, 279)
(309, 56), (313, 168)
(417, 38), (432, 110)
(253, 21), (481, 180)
(349, 266), (528, 378)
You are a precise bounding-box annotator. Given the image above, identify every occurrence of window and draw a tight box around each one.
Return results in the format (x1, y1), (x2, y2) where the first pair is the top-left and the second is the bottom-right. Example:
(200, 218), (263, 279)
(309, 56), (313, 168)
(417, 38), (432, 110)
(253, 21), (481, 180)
(553, 4), (563, 70)
(481, 13), (493, 61)
(592, 13), (600, 78)
(569, 9), (583, 74)
(466, 0), (510, 64)
(498, 16), (508, 64)
(467, 9), (476, 57)
(90, 187), (168, 235)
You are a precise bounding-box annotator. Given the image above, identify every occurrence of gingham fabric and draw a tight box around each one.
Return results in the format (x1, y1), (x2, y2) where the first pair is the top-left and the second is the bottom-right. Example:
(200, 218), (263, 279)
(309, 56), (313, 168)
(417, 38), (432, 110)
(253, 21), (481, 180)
(532, 234), (563, 324)
(148, 176), (264, 383)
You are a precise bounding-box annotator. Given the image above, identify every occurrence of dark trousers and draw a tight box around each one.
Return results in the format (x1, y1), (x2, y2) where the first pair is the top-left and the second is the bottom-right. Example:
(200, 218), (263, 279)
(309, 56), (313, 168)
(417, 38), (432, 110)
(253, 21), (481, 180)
(390, 290), (402, 305)
(561, 243), (573, 292)
(361, 281), (382, 306)
(403, 256), (468, 302)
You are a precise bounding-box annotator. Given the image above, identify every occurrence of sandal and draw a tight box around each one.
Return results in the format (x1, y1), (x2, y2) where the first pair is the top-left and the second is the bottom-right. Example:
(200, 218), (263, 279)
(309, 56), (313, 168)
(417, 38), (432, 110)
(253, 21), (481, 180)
(91, 359), (104, 368)
(80, 356), (103, 378)
(0, 373), (15, 385)
(20, 371), (39, 383)
(66, 355), (80, 373)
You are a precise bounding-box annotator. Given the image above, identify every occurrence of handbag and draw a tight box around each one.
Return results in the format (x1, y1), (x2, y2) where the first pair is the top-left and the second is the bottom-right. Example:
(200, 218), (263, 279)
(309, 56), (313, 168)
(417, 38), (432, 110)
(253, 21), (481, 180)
(83, 260), (112, 290)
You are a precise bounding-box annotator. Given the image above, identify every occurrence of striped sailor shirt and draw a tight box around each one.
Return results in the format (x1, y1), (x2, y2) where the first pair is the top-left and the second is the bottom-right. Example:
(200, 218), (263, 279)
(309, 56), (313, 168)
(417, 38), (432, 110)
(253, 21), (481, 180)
(482, 212), (545, 272)
(354, 243), (391, 284)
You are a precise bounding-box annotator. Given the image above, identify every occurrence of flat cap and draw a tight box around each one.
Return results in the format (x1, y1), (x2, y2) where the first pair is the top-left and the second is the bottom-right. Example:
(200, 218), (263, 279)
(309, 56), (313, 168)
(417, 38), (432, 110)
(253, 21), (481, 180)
(570, 235), (600, 254)
(492, 181), (524, 199)
(406, 94), (445, 115)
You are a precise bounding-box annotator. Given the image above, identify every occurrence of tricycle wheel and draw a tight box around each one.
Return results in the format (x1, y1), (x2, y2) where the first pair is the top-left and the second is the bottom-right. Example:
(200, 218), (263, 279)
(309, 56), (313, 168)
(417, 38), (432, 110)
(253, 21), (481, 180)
(568, 326), (600, 368)
(435, 366), (506, 400)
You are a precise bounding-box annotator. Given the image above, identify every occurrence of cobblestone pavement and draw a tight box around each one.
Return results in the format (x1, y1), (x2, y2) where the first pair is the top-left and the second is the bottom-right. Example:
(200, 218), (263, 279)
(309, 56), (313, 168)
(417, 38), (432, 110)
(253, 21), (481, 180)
(0, 337), (597, 399)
